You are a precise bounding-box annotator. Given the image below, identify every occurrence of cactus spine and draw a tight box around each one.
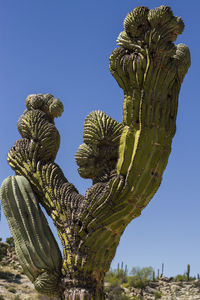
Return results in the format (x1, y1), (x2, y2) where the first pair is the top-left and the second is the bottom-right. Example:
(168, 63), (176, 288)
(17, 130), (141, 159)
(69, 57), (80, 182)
(1, 5), (190, 300)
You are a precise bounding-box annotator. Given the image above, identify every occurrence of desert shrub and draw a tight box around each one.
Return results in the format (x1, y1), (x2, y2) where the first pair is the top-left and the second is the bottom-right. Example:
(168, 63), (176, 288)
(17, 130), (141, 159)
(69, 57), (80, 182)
(154, 291), (162, 299)
(6, 237), (14, 247)
(13, 296), (21, 300)
(7, 286), (16, 293)
(105, 270), (117, 282)
(105, 282), (129, 300)
(114, 268), (128, 284)
(122, 282), (129, 288)
(0, 269), (14, 280)
(173, 274), (195, 282)
(105, 268), (128, 286)
(173, 274), (187, 282)
(128, 266), (154, 289)
(0, 242), (8, 261)
(105, 266), (129, 300)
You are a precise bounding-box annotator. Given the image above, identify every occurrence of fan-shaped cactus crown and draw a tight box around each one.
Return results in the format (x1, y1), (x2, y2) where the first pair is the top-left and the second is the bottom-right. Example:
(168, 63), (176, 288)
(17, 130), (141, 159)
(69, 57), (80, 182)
(75, 111), (123, 182)
(109, 5), (190, 92)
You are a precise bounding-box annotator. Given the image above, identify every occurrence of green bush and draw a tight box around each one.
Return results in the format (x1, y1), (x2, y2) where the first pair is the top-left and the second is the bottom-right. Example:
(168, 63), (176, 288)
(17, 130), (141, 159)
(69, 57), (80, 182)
(105, 268), (128, 286)
(0, 269), (14, 280)
(13, 296), (21, 300)
(0, 242), (8, 261)
(7, 286), (16, 293)
(5, 237), (14, 246)
(128, 266), (154, 289)
(173, 274), (195, 282)
(122, 282), (129, 288)
(105, 265), (130, 299)
(15, 273), (22, 279)
(154, 291), (162, 299)
(105, 283), (129, 300)
(173, 274), (187, 281)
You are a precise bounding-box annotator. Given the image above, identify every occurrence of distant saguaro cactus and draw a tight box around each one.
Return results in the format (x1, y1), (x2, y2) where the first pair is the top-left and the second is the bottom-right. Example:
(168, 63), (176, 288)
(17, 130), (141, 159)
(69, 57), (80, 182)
(0, 6), (190, 300)
(161, 263), (164, 277)
(187, 264), (191, 281)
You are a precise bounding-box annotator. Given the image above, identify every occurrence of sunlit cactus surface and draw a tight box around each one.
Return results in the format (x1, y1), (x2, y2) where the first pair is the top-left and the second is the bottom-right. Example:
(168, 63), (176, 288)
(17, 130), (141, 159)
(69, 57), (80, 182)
(0, 5), (190, 300)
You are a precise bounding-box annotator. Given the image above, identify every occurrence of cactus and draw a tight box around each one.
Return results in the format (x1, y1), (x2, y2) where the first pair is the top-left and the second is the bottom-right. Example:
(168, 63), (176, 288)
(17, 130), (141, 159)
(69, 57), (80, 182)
(0, 5), (190, 300)
(187, 264), (190, 281)
(0, 176), (62, 297)
(121, 262), (124, 271)
(125, 264), (128, 275)
(117, 263), (120, 273)
(161, 263), (164, 277)
(153, 271), (155, 281)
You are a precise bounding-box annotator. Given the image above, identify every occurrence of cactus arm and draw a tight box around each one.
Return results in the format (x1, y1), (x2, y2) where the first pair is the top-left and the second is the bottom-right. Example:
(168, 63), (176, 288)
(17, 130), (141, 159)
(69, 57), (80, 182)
(109, 6), (191, 215)
(0, 175), (63, 297)
(7, 144), (86, 257)
(8, 94), (85, 221)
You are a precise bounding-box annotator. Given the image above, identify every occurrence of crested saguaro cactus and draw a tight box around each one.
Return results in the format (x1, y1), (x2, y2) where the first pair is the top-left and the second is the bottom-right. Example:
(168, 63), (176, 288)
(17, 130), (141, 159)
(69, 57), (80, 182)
(0, 6), (190, 300)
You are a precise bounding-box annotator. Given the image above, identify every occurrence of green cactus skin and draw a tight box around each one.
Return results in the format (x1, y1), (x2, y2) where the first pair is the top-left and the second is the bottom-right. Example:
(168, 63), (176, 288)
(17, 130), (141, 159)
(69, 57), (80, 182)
(0, 175), (62, 297)
(187, 264), (190, 281)
(161, 263), (164, 277)
(1, 6), (190, 300)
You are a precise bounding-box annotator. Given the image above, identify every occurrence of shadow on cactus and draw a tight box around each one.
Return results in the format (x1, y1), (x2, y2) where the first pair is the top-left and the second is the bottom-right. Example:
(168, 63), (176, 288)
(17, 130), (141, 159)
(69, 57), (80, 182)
(0, 5), (190, 300)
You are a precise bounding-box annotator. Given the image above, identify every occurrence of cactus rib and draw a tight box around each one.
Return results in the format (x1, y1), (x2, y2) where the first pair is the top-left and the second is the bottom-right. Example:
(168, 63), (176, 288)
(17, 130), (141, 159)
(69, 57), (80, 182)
(0, 175), (62, 297)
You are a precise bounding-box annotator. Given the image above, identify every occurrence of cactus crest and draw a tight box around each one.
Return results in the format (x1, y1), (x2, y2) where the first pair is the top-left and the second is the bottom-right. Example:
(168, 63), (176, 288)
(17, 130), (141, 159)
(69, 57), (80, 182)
(75, 110), (123, 182)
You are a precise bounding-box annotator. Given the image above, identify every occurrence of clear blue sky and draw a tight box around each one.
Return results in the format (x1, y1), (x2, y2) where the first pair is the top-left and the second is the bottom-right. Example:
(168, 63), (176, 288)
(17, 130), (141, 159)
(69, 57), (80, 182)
(0, 0), (199, 277)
